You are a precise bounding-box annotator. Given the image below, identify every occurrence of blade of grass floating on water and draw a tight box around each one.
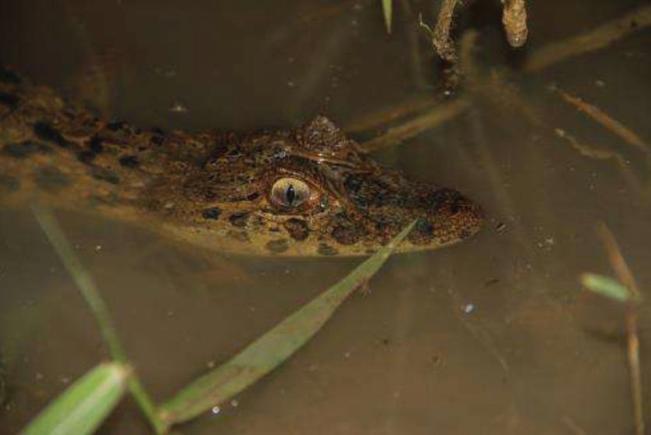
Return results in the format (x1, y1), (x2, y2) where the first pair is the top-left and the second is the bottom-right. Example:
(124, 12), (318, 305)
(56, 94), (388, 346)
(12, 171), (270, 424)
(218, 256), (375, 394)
(21, 362), (129, 435)
(159, 220), (417, 425)
(31, 204), (166, 434)
(581, 273), (639, 303)
(382, 0), (393, 34)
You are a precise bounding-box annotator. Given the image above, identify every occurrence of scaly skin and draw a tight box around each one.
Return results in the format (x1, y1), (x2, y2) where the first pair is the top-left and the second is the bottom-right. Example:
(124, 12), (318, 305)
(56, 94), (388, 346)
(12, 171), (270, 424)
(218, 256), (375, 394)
(0, 67), (483, 256)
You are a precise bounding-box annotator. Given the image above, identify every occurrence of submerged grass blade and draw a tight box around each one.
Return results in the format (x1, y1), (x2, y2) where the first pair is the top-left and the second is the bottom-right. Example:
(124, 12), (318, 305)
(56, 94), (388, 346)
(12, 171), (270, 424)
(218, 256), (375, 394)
(0, 357), (5, 407)
(382, 0), (393, 33)
(21, 362), (129, 435)
(581, 273), (640, 303)
(31, 205), (166, 434)
(31, 205), (126, 362)
(159, 220), (417, 425)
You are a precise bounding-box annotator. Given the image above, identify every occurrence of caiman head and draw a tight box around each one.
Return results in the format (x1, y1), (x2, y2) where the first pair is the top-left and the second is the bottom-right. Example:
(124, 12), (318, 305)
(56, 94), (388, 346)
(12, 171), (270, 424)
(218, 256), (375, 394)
(0, 67), (481, 256)
(155, 116), (483, 256)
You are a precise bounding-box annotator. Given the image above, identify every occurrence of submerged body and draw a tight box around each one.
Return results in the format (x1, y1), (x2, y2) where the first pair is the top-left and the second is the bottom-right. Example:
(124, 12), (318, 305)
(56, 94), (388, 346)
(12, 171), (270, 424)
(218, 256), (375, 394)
(0, 67), (483, 256)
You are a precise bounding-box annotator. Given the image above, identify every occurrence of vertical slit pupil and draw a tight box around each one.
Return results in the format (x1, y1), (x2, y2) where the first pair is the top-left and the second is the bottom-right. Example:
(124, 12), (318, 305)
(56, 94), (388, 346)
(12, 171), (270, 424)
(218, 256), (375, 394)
(286, 184), (296, 205)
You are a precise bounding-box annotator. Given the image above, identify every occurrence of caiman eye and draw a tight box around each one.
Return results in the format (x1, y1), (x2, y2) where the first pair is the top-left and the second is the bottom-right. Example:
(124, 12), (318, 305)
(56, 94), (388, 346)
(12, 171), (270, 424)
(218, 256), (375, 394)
(270, 177), (312, 208)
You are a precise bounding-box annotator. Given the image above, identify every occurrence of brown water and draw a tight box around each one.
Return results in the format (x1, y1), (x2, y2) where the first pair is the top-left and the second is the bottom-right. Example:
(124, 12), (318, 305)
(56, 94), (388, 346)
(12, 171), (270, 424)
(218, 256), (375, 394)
(1, 0), (651, 434)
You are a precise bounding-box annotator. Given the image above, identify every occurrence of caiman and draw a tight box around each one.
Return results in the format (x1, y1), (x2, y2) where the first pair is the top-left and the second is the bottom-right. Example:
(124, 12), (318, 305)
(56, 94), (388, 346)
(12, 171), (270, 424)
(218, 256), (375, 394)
(0, 67), (483, 256)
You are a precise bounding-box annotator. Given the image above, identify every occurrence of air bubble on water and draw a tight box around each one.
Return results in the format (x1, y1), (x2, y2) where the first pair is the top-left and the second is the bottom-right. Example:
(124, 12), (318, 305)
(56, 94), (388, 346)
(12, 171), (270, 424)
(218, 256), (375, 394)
(169, 102), (188, 113)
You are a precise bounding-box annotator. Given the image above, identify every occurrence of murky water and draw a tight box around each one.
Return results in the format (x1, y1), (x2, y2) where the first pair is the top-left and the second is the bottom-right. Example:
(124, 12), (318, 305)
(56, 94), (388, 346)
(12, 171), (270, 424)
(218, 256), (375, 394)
(1, 0), (651, 434)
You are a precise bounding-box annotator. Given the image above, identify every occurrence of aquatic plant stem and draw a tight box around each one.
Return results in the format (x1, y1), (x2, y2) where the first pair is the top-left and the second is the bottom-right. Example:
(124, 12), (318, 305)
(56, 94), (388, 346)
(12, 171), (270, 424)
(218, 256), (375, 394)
(32, 204), (167, 434)
(362, 98), (470, 151)
(524, 5), (651, 72)
(356, 6), (651, 151)
(501, 0), (528, 48)
(625, 307), (643, 435)
(432, 0), (460, 62)
(381, 0), (392, 34)
(596, 223), (644, 435)
(556, 88), (650, 154)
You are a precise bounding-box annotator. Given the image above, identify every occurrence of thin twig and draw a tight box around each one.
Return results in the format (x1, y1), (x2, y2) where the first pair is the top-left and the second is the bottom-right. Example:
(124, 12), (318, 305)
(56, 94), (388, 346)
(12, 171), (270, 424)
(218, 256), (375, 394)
(596, 223), (641, 299)
(345, 95), (438, 133)
(524, 5), (651, 72)
(553, 128), (642, 195)
(32, 204), (167, 434)
(556, 88), (651, 155)
(596, 223), (644, 435)
(361, 98), (470, 151)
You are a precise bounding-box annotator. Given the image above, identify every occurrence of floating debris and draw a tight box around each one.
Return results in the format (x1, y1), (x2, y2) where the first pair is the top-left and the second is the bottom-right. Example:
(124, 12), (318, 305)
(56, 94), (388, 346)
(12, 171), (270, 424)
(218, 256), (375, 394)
(169, 102), (188, 113)
(462, 303), (475, 314)
(154, 66), (177, 78)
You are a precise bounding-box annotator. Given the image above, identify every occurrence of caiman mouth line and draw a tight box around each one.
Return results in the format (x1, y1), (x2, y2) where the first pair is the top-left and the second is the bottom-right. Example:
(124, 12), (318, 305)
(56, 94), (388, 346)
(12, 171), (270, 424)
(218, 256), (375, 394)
(0, 66), (483, 257)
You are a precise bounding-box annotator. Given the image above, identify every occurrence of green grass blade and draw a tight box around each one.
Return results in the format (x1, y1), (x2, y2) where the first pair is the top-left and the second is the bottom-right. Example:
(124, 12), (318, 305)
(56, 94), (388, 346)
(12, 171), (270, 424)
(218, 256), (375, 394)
(581, 273), (639, 303)
(31, 204), (166, 434)
(159, 220), (417, 425)
(382, 0), (393, 33)
(31, 205), (126, 363)
(21, 363), (130, 435)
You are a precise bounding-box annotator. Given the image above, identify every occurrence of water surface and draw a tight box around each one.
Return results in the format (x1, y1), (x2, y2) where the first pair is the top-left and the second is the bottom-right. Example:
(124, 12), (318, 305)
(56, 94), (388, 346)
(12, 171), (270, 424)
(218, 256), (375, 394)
(1, 1), (650, 434)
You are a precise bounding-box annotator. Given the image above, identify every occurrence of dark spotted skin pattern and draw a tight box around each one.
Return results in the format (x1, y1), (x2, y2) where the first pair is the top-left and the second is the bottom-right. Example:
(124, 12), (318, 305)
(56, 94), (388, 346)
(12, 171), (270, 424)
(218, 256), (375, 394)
(0, 67), (483, 256)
